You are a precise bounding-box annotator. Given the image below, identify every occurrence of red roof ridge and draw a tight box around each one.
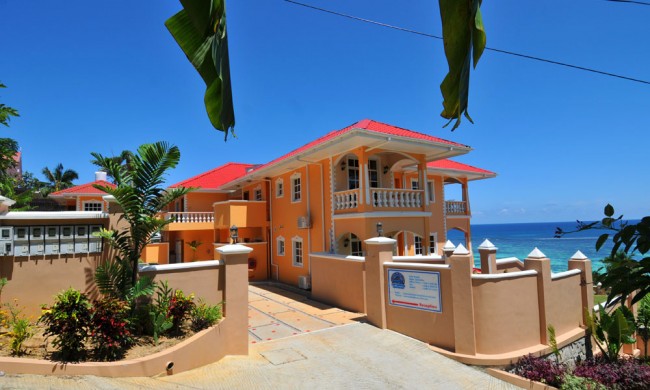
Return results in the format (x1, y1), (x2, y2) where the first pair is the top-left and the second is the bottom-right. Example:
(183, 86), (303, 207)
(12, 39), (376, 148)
(50, 180), (116, 196)
(169, 162), (256, 189)
(427, 159), (495, 175)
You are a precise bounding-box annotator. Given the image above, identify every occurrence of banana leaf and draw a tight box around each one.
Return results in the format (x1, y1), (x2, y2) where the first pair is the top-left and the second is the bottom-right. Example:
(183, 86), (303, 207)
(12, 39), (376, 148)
(438, 0), (486, 130)
(166, 0), (235, 139)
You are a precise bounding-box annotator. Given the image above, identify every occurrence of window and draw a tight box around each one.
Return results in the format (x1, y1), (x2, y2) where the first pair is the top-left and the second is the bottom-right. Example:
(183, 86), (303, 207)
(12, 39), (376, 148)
(254, 187), (262, 201)
(291, 174), (301, 202)
(427, 180), (435, 202)
(368, 160), (379, 188)
(347, 158), (359, 189)
(429, 233), (437, 255)
(243, 191), (250, 201)
(414, 235), (424, 256)
(411, 179), (419, 190)
(83, 201), (103, 212)
(350, 236), (363, 256)
(275, 179), (284, 198)
(277, 236), (285, 256)
(292, 237), (303, 267)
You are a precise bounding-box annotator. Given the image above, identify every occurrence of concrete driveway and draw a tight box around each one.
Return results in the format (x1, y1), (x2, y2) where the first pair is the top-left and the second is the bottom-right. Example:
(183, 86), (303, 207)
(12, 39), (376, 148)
(0, 285), (516, 389)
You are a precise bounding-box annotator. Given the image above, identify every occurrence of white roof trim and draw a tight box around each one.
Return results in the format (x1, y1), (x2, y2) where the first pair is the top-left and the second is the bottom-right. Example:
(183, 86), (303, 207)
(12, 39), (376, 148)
(0, 211), (108, 220)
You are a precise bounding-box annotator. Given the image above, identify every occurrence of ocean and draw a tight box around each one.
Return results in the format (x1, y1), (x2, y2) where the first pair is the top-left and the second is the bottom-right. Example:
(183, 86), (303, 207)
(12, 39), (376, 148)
(447, 221), (622, 273)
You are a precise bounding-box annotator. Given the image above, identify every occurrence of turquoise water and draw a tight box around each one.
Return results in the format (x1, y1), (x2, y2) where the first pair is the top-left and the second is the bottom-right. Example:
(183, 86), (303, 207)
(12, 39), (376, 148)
(447, 221), (623, 273)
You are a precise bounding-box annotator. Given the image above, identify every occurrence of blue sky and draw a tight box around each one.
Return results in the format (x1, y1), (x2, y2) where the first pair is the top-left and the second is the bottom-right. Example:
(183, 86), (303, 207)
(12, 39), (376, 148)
(1, 0), (647, 224)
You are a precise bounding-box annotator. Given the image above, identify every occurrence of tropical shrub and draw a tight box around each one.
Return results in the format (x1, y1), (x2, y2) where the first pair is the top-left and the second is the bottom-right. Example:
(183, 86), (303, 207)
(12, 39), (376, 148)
(168, 290), (195, 334)
(150, 281), (173, 345)
(8, 317), (33, 356)
(39, 288), (92, 361)
(512, 354), (565, 388)
(587, 305), (636, 362)
(636, 295), (650, 360)
(573, 357), (650, 390)
(90, 297), (133, 361)
(560, 374), (606, 390)
(190, 299), (223, 332)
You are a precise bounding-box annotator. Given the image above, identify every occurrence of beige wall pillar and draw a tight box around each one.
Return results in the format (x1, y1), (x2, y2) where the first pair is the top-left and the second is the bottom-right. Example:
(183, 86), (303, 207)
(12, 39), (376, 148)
(442, 240), (456, 265)
(364, 236), (396, 329)
(568, 250), (594, 327)
(524, 248), (552, 345)
(450, 244), (477, 355)
(478, 239), (498, 274)
(216, 243), (253, 355)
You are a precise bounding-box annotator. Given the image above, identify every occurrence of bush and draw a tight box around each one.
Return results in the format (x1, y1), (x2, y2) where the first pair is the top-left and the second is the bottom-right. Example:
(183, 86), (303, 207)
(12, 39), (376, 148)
(512, 354), (565, 388)
(39, 288), (92, 361)
(3, 298), (34, 356)
(560, 374), (606, 390)
(168, 290), (195, 334)
(190, 299), (222, 332)
(90, 297), (133, 361)
(573, 357), (650, 390)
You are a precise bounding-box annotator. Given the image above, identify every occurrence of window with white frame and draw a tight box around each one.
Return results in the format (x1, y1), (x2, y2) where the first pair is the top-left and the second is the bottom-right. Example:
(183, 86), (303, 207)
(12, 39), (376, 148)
(254, 186), (262, 201)
(347, 157), (360, 190)
(350, 235), (363, 256)
(427, 180), (435, 202)
(368, 159), (379, 188)
(292, 236), (303, 267)
(83, 201), (103, 212)
(291, 174), (301, 202)
(429, 233), (437, 255)
(277, 236), (285, 256)
(411, 179), (419, 190)
(414, 235), (424, 256)
(275, 179), (284, 198)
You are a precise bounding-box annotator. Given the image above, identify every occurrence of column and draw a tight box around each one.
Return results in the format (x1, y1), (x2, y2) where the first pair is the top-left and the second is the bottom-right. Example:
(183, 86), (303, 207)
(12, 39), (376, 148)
(524, 247), (552, 345)
(364, 236), (396, 329)
(450, 244), (477, 355)
(478, 239), (498, 274)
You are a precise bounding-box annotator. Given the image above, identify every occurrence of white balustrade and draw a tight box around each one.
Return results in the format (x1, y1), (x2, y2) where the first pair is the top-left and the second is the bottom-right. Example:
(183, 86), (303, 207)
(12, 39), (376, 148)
(371, 189), (422, 209)
(445, 201), (467, 215)
(164, 212), (214, 223)
(333, 189), (360, 210)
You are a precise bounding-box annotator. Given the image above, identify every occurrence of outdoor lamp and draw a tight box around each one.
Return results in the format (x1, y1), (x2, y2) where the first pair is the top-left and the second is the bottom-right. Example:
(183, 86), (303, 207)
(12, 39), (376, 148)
(376, 222), (383, 237)
(230, 225), (238, 244)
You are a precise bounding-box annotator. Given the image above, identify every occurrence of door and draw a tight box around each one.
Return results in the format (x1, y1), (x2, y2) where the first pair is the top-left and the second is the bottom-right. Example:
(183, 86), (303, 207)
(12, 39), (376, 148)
(175, 240), (183, 263)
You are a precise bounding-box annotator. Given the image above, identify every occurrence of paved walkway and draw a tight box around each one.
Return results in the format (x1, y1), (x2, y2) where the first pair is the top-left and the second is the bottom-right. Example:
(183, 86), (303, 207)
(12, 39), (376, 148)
(0, 285), (517, 389)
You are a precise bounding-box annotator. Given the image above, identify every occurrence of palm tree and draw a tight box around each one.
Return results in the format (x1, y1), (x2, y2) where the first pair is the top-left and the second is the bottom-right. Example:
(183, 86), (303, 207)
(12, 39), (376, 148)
(42, 163), (79, 192)
(92, 142), (191, 289)
(90, 150), (134, 183)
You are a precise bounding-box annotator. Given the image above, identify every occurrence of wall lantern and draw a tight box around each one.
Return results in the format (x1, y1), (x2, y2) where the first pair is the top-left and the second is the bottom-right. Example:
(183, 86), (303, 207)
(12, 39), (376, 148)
(343, 237), (350, 247)
(376, 222), (383, 237)
(341, 161), (347, 171)
(230, 225), (238, 244)
(383, 165), (390, 174)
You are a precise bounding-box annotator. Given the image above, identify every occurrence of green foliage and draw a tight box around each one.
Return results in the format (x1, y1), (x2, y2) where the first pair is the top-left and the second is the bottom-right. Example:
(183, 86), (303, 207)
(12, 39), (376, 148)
(165, 0), (235, 139)
(190, 299), (222, 332)
(39, 288), (92, 362)
(560, 374), (607, 390)
(169, 290), (195, 334)
(150, 281), (174, 345)
(186, 240), (203, 261)
(557, 204), (650, 305)
(41, 163), (79, 192)
(151, 311), (173, 346)
(91, 142), (191, 287)
(548, 324), (560, 362)
(636, 295), (650, 360)
(438, 0), (486, 130)
(90, 149), (134, 183)
(587, 305), (636, 362)
(8, 317), (33, 356)
(90, 297), (133, 361)
(0, 82), (20, 127)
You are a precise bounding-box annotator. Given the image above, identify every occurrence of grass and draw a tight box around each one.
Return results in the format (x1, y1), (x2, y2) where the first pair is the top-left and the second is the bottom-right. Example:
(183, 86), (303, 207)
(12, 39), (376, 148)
(594, 294), (607, 306)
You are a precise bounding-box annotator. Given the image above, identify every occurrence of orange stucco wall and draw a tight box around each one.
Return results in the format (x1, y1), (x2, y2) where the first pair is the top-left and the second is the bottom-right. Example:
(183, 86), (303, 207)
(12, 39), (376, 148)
(140, 264), (225, 306)
(141, 243), (170, 264)
(472, 275), (541, 354)
(167, 230), (215, 262)
(311, 255), (365, 313)
(215, 242), (268, 281)
(186, 192), (228, 212)
(547, 274), (583, 336)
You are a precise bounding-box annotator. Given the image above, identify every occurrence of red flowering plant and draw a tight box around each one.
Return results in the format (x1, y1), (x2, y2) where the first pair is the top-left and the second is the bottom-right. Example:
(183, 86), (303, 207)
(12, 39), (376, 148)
(168, 290), (195, 335)
(90, 297), (133, 361)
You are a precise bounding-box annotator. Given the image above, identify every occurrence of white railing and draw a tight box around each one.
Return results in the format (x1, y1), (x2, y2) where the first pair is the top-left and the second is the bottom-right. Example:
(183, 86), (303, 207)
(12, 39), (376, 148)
(333, 189), (360, 210)
(371, 188), (422, 208)
(445, 201), (467, 215)
(164, 212), (214, 223)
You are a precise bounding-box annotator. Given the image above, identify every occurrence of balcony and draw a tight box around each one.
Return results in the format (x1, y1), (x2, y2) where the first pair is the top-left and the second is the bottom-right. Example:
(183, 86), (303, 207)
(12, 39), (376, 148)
(162, 212), (214, 231)
(445, 201), (468, 216)
(333, 188), (424, 213)
(214, 200), (267, 229)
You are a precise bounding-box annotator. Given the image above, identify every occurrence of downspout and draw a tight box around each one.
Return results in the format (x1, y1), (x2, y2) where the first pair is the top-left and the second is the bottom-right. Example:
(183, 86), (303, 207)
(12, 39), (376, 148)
(297, 157), (323, 279)
(259, 178), (277, 280)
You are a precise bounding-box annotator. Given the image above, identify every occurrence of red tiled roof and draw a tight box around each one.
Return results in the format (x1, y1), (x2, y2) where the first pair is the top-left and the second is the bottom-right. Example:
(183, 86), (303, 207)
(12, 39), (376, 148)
(427, 159), (495, 175)
(49, 180), (115, 197)
(169, 162), (255, 189)
(250, 119), (468, 174)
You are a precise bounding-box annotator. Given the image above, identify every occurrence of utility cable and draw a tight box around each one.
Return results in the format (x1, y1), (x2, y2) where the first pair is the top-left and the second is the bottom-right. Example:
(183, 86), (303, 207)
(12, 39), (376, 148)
(605, 0), (650, 6)
(284, 0), (650, 86)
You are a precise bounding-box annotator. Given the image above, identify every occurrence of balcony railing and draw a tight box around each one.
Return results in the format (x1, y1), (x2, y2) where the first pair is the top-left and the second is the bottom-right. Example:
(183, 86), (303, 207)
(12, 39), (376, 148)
(164, 212), (214, 223)
(334, 189), (360, 211)
(445, 201), (468, 216)
(371, 189), (422, 208)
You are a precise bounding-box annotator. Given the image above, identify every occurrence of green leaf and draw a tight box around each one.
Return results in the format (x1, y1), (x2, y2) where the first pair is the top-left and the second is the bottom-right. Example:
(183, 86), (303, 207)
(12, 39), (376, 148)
(596, 233), (609, 251)
(604, 204), (614, 217)
(166, 0), (235, 139)
(438, 0), (486, 130)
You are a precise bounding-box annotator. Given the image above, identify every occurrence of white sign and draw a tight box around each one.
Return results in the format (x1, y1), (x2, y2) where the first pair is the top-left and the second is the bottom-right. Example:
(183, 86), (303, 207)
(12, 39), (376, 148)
(387, 269), (442, 313)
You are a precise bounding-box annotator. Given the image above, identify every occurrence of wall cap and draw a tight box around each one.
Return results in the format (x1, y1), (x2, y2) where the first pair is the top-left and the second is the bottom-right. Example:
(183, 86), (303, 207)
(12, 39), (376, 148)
(453, 243), (470, 255)
(442, 240), (456, 251)
(139, 260), (223, 273)
(527, 247), (547, 259)
(477, 239), (497, 251)
(216, 244), (254, 255)
(364, 237), (397, 245)
(570, 250), (589, 260)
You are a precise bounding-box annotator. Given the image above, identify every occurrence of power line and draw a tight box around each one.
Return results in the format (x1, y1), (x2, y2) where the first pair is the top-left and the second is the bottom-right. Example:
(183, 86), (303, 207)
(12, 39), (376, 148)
(284, 0), (650, 86)
(605, 0), (650, 6)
